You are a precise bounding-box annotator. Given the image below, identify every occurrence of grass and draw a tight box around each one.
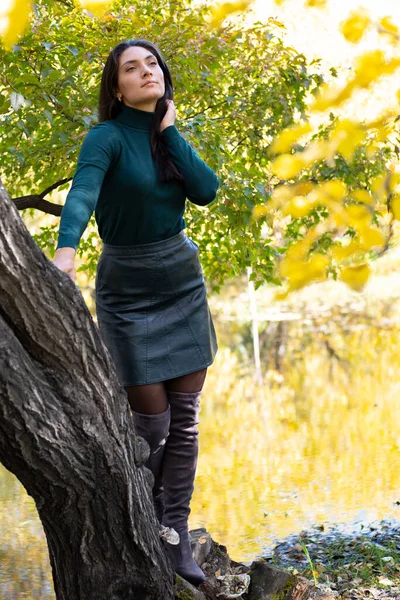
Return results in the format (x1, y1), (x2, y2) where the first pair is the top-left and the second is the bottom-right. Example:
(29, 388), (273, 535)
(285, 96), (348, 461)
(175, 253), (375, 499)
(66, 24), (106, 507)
(269, 521), (400, 596)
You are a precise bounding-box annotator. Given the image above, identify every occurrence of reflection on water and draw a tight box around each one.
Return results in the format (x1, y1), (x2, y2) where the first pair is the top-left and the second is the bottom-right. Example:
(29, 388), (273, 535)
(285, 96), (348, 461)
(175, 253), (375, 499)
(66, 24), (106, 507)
(0, 469), (54, 598)
(1, 319), (400, 596)
(195, 347), (400, 562)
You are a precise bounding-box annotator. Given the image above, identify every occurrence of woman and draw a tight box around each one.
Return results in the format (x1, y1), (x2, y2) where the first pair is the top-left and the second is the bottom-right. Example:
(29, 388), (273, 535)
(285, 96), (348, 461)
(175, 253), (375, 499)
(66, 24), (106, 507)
(52, 38), (219, 587)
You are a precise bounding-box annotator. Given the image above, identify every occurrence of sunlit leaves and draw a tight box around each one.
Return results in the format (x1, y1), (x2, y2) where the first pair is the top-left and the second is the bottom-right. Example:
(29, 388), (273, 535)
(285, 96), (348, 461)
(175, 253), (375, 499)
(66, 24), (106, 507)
(3, 0), (399, 296)
(0, 0), (327, 291)
(254, 0), (397, 295)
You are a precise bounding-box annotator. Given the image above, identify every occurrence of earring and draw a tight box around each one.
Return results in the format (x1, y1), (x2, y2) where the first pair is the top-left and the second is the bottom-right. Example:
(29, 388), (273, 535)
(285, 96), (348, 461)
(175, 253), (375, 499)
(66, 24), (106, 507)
(117, 94), (122, 102)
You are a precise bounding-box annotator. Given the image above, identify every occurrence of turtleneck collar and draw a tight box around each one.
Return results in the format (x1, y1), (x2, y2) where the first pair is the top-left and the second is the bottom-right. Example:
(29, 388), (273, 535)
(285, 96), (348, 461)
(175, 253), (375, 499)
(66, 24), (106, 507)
(114, 103), (156, 131)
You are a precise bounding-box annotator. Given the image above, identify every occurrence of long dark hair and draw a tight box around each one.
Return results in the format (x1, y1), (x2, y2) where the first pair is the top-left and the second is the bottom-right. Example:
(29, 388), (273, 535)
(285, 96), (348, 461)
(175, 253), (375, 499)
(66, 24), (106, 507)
(98, 39), (184, 184)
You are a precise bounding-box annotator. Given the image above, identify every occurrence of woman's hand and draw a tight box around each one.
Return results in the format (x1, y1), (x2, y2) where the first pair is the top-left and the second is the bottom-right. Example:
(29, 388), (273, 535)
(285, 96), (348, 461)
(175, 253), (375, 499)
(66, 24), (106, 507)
(160, 99), (176, 133)
(51, 247), (76, 283)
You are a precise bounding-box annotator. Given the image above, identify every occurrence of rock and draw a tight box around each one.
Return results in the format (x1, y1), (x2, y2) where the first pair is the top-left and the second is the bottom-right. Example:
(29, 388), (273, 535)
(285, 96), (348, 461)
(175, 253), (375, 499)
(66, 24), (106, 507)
(247, 560), (339, 600)
(247, 561), (296, 599)
(191, 528), (213, 567)
(200, 539), (232, 579)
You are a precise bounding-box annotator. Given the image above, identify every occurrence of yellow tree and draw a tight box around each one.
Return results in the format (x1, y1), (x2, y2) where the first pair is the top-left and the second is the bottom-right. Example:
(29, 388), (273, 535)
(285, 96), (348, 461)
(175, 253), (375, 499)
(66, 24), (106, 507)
(251, 0), (400, 296)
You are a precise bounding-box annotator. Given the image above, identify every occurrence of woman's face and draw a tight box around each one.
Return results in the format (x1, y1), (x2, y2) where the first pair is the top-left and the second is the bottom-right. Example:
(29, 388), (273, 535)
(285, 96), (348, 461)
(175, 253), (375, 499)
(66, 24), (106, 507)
(117, 45), (165, 110)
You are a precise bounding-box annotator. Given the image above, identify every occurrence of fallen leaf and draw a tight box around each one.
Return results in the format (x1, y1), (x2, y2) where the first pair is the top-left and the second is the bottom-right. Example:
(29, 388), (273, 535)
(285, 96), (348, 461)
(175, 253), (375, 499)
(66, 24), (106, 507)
(378, 576), (393, 586)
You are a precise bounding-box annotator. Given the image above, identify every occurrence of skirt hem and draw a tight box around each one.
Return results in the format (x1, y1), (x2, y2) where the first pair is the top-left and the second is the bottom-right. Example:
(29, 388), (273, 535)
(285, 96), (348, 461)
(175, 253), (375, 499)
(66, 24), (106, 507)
(121, 355), (217, 387)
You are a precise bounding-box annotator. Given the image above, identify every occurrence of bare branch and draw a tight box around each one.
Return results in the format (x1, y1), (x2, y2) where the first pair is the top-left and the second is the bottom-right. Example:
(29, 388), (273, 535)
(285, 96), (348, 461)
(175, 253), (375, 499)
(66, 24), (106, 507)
(12, 177), (72, 216)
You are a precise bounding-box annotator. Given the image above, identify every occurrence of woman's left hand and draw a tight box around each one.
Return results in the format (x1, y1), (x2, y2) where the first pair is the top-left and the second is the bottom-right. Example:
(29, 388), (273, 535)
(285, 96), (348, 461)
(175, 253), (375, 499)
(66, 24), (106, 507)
(160, 99), (176, 132)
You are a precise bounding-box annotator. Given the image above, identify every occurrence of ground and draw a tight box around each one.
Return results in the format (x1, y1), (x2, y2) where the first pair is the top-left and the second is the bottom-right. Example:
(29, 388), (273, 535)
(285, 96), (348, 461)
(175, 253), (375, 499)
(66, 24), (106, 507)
(267, 520), (400, 599)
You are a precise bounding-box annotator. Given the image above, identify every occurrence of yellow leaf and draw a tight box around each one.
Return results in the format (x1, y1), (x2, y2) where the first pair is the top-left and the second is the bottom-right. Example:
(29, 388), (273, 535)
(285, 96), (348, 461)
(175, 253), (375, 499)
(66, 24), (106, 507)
(390, 194), (400, 220)
(282, 242), (309, 266)
(340, 263), (371, 292)
(78, 0), (111, 16)
(318, 180), (347, 201)
(351, 189), (374, 205)
(331, 120), (367, 161)
(268, 18), (286, 28)
(283, 229), (319, 265)
(379, 16), (399, 37)
(388, 170), (400, 192)
(370, 173), (388, 198)
(0, 0), (32, 49)
(269, 123), (312, 155)
(340, 9), (371, 43)
(271, 182), (315, 209)
(311, 81), (356, 112)
(252, 204), (269, 220)
(354, 51), (400, 88)
(294, 182), (315, 196)
(345, 204), (372, 232)
(280, 254), (329, 289)
(282, 196), (316, 218)
(300, 140), (330, 165)
(271, 154), (304, 180)
(360, 226), (386, 250)
(331, 241), (362, 261)
(271, 185), (293, 206)
(306, 254), (330, 279)
(208, 0), (253, 28)
(307, 181), (347, 213)
(305, 0), (327, 7)
(274, 289), (290, 300)
(331, 205), (350, 227)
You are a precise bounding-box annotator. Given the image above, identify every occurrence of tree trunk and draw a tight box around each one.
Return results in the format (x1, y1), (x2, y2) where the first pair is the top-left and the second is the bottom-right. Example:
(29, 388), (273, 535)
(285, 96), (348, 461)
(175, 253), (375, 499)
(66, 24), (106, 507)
(0, 179), (174, 599)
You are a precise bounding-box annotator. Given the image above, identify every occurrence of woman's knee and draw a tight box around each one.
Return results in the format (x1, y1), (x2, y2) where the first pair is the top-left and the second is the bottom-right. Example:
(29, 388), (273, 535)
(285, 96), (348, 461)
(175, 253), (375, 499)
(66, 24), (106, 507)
(125, 382), (168, 414)
(165, 368), (207, 393)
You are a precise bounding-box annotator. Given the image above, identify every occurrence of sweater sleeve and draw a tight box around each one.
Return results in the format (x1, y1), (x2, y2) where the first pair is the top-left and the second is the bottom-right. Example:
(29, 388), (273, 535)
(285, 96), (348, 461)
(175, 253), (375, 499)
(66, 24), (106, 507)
(56, 123), (119, 250)
(160, 125), (219, 206)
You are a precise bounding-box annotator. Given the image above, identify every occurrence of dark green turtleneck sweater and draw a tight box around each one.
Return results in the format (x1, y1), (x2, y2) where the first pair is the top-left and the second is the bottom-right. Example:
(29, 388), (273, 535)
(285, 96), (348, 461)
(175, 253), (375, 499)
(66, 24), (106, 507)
(56, 104), (220, 250)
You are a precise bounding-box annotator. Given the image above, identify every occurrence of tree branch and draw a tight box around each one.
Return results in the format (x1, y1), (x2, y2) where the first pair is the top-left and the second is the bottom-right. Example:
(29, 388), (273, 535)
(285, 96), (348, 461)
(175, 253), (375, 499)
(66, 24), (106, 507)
(12, 177), (72, 216)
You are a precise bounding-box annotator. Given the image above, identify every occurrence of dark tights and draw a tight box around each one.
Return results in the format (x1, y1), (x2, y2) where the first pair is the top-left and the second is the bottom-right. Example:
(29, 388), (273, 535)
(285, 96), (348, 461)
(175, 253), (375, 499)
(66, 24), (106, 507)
(125, 368), (207, 415)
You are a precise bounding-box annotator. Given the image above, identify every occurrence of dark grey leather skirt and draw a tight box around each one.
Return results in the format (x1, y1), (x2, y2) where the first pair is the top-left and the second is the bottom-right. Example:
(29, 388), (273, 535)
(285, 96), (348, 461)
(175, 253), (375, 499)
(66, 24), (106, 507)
(95, 231), (218, 386)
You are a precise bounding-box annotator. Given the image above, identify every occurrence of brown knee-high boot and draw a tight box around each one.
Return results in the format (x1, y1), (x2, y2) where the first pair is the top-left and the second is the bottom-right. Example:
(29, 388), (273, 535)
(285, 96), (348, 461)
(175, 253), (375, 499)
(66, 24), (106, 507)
(131, 406), (170, 523)
(161, 390), (206, 586)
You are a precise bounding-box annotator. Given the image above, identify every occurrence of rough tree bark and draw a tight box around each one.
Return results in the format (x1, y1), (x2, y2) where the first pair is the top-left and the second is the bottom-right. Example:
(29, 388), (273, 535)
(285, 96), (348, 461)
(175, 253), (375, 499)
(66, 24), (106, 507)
(0, 179), (174, 599)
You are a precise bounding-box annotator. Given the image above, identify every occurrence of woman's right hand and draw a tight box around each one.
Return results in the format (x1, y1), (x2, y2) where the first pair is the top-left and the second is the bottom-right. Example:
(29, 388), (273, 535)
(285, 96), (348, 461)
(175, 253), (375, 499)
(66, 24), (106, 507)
(160, 99), (176, 133)
(51, 247), (76, 283)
